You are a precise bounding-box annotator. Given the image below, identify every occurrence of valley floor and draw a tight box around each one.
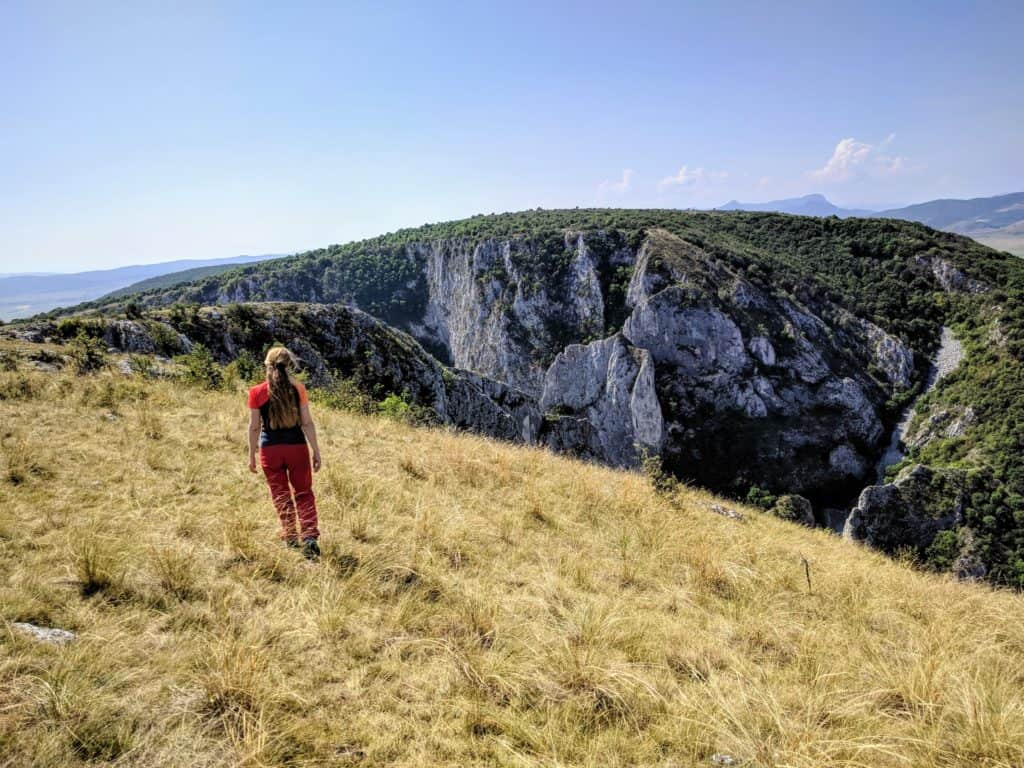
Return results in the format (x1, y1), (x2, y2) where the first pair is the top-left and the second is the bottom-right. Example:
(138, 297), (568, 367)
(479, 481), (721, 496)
(2, 364), (1024, 767)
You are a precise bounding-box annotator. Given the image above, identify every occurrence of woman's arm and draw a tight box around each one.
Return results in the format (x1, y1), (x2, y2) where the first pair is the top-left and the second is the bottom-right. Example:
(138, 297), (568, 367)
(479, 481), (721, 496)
(248, 409), (261, 472)
(300, 403), (322, 472)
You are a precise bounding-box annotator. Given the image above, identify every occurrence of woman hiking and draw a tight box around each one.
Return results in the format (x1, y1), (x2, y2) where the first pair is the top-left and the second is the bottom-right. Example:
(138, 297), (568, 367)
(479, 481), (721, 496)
(247, 346), (322, 560)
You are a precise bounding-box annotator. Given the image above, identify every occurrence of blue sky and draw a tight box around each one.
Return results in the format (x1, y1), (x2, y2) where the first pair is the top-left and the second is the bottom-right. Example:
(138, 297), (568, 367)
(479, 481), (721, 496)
(2, 1), (1022, 272)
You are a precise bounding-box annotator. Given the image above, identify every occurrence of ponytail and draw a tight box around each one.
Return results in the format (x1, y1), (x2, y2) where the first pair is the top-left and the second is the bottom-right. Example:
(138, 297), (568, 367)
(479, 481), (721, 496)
(264, 347), (300, 429)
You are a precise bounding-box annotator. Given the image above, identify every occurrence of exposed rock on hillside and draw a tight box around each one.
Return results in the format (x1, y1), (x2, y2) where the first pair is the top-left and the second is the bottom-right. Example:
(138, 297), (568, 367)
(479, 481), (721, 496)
(916, 255), (990, 294)
(844, 464), (988, 578)
(539, 333), (661, 467)
(617, 231), (901, 497)
(12, 228), (918, 495)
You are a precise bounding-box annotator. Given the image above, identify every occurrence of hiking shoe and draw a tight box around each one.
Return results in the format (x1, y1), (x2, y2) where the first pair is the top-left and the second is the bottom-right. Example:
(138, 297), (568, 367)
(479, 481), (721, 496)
(302, 537), (321, 561)
(284, 539), (300, 549)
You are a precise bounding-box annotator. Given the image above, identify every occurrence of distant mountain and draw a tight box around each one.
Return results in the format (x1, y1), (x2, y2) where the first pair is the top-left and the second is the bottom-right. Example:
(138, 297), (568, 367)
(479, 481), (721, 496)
(717, 194), (874, 218)
(0, 254), (283, 320)
(876, 192), (1024, 234)
(717, 192), (1024, 256)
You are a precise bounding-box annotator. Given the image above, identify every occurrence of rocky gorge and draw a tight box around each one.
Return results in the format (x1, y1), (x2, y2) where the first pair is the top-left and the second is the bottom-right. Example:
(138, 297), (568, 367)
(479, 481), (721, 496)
(12, 209), (1024, 585)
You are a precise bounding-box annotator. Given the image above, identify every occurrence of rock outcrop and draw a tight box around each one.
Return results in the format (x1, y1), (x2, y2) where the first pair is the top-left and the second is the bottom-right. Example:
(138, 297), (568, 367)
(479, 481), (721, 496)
(615, 230), (902, 497)
(914, 255), (989, 294)
(539, 333), (662, 466)
(407, 233), (610, 395)
(844, 464), (974, 554)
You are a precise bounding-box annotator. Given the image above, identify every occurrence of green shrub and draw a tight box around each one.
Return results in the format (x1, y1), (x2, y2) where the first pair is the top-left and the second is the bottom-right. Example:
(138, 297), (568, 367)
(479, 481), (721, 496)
(310, 376), (375, 414)
(78, 378), (148, 409)
(770, 494), (814, 525)
(67, 331), (108, 374)
(641, 450), (678, 495)
(127, 354), (156, 378)
(168, 303), (200, 327)
(222, 349), (262, 387)
(925, 529), (960, 571)
(745, 485), (777, 510)
(147, 321), (183, 356)
(56, 318), (84, 339)
(378, 392), (434, 426)
(174, 344), (222, 390)
(56, 317), (104, 340)
(0, 372), (44, 401)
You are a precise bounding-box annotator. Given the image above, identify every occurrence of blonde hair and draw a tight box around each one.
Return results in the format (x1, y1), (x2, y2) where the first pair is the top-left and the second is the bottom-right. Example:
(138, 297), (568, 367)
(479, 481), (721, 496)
(263, 346), (301, 430)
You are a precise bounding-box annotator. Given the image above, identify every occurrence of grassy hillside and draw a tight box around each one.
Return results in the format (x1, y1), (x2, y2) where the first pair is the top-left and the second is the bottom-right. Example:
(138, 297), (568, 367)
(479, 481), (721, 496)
(3, 357), (1024, 767)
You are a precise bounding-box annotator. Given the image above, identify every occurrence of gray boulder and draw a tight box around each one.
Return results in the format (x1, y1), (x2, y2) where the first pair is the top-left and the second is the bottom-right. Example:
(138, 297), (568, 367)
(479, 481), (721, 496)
(11, 622), (76, 644)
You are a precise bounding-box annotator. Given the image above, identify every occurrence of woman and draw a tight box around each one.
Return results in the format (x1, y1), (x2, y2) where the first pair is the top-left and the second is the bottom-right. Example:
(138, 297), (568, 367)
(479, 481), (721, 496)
(247, 346), (322, 559)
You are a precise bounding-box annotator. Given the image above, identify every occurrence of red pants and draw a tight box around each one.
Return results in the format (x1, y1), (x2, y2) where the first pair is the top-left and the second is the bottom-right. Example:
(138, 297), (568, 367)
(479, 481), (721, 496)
(259, 443), (319, 541)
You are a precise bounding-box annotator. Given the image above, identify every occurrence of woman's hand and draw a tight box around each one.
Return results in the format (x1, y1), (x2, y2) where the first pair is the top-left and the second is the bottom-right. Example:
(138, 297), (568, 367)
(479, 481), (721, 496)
(312, 450), (322, 473)
(249, 454), (258, 473)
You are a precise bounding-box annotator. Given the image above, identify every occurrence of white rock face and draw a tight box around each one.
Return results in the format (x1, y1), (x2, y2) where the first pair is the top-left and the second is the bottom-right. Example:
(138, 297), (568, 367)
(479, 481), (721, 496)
(622, 287), (747, 377)
(821, 378), (883, 445)
(838, 313), (914, 390)
(916, 256), (990, 294)
(540, 334), (662, 467)
(626, 240), (665, 309)
(413, 234), (606, 394)
(566, 233), (606, 334)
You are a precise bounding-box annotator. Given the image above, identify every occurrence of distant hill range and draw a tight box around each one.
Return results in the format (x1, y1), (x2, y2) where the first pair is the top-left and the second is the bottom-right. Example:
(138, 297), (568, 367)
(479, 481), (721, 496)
(717, 192), (1024, 256)
(0, 254), (284, 320)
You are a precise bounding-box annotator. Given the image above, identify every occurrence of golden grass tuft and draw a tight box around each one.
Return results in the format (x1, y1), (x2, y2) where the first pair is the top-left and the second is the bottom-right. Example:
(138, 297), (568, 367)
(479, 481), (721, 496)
(2, 361), (1024, 766)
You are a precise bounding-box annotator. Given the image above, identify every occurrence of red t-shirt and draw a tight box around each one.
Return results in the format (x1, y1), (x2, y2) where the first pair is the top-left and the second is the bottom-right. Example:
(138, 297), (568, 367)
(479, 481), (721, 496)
(247, 380), (309, 447)
(247, 380), (308, 409)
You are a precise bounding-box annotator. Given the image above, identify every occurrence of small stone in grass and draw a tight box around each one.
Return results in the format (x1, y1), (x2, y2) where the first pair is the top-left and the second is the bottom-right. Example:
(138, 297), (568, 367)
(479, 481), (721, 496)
(11, 622), (76, 644)
(710, 503), (745, 522)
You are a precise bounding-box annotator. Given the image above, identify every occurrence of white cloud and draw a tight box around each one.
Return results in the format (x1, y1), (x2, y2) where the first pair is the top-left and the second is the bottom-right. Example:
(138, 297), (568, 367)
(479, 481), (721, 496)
(810, 138), (873, 181)
(598, 168), (634, 194)
(810, 136), (908, 182)
(658, 165), (726, 190)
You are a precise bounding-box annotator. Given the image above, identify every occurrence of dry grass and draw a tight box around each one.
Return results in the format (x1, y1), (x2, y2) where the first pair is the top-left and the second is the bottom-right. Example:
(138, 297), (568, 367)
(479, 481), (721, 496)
(2, 360), (1024, 766)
